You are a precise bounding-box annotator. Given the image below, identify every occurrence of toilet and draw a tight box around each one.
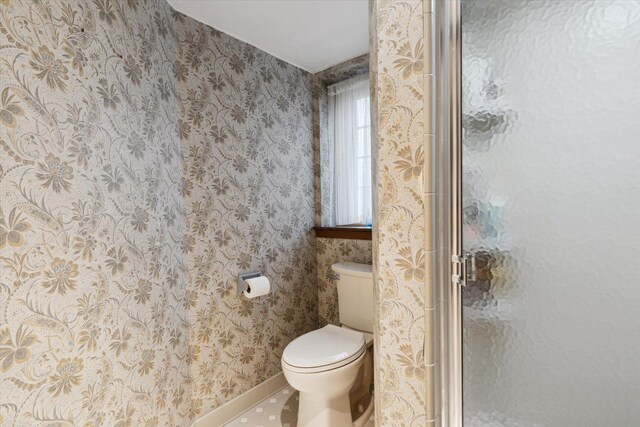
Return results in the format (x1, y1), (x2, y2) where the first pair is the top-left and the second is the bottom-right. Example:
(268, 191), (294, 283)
(282, 262), (374, 427)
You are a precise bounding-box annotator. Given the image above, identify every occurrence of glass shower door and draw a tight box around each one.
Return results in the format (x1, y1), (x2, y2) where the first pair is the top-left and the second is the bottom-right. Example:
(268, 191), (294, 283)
(460, 0), (640, 425)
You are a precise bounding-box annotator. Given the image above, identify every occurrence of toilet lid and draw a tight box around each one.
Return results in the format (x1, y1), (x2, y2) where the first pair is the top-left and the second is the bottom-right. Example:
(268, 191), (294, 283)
(282, 325), (365, 371)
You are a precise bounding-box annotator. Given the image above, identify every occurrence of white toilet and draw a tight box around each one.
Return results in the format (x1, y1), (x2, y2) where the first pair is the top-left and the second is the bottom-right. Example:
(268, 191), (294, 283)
(282, 262), (374, 427)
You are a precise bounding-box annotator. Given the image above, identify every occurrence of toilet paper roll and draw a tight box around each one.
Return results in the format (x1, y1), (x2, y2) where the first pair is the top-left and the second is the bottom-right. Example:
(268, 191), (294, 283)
(243, 276), (270, 298)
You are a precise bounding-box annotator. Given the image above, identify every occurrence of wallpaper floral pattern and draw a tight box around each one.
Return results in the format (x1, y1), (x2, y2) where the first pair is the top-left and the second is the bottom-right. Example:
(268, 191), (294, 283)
(372, 0), (436, 425)
(317, 238), (372, 327)
(177, 6), (317, 419)
(0, 0), (315, 426)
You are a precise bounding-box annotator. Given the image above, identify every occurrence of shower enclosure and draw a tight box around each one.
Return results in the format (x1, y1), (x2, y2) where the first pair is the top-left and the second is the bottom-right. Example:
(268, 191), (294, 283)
(437, 0), (640, 425)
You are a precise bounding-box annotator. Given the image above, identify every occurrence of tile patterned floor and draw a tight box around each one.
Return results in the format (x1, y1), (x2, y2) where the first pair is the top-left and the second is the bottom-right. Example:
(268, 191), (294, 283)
(224, 385), (374, 427)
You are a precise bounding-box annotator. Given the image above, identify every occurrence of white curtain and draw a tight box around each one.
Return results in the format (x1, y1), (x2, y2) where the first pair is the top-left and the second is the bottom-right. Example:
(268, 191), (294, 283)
(328, 74), (372, 226)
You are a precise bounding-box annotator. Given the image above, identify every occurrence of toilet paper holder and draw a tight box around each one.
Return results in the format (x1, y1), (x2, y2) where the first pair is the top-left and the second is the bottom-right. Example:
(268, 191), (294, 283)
(237, 272), (262, 295)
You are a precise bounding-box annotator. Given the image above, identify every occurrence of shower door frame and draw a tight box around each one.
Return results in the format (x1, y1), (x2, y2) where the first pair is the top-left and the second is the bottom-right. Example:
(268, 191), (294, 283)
(434, 0), (463, 425)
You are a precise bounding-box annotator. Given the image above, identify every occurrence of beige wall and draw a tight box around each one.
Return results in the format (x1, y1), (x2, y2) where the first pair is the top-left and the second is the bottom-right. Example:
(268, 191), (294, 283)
(0, 1), (315, 425)
(371, 0), (437, 425)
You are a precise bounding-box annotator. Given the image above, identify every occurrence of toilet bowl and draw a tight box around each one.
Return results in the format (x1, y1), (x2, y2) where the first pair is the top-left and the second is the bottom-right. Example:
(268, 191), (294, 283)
(282, 325), (373, 427)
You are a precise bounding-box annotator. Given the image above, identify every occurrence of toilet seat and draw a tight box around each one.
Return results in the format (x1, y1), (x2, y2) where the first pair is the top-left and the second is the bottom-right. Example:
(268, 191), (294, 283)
(283, 325), (366, 373)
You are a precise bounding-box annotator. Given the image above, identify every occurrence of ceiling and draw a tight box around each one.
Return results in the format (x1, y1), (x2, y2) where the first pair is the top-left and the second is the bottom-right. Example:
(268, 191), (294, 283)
(167, 0), (369, 73)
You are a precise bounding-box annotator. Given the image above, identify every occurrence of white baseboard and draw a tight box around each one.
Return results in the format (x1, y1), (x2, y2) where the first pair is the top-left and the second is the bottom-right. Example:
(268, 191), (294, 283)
(193, 372), (287, 427)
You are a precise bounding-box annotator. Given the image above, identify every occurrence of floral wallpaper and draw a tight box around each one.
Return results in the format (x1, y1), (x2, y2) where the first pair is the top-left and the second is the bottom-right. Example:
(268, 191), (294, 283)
(0, 0), (315, 425)
(176, 4), (317, 419)
(372, 0), (436, 425)
(317, 238), (372, 327)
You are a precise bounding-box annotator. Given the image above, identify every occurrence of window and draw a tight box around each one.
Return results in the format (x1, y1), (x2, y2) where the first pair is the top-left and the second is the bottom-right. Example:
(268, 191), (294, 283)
(328, 74), (372, 226)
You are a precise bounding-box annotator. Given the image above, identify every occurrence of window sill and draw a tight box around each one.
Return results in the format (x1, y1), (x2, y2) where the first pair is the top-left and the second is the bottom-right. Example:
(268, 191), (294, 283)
(313, 226), (372, 241)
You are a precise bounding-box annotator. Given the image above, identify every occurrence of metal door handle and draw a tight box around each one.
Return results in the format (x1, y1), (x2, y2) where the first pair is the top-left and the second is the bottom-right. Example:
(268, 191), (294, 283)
(452, 252), (474, 287)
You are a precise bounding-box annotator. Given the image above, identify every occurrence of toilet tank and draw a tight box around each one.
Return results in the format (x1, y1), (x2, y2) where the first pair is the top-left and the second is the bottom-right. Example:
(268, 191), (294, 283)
(332, 263), (374, 333)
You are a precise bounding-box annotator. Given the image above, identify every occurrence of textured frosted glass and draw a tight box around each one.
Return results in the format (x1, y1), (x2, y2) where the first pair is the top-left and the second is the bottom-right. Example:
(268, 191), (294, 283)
(461, 1), (640, 426)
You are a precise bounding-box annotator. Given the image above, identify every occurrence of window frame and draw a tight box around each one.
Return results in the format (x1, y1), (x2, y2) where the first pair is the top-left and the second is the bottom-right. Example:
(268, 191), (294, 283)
(312, 55), (372, 240)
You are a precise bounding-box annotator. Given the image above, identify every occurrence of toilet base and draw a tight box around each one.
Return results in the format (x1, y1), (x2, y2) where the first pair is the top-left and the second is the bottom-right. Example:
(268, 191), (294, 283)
(297, 390), (353, 427)
(284, 351), (366, 427)
(353, 396), (374, 427)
